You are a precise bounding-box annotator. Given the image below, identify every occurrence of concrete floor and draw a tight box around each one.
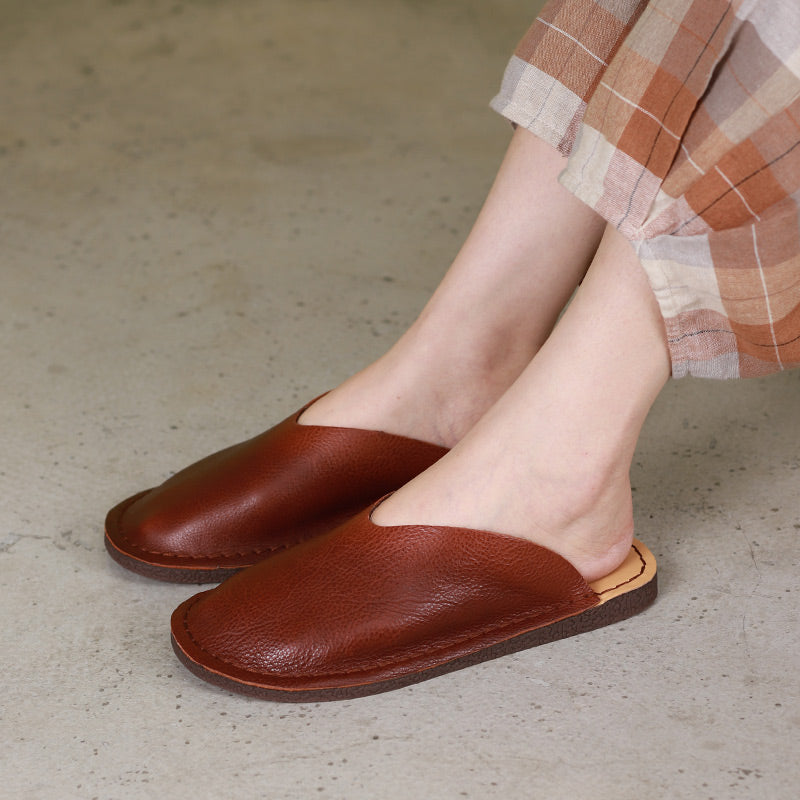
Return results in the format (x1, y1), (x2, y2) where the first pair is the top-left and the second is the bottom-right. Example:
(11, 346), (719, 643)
(2, 1), (799, 797)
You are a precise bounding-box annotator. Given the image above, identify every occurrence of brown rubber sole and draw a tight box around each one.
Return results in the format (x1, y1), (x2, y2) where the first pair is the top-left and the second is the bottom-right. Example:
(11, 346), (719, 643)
(170, 541), (658, 701)
(104, 534), (244, 584)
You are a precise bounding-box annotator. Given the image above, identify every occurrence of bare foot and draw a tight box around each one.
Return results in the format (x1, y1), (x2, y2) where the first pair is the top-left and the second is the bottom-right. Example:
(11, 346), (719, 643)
(372, 224), (671, 583)
(369, 409), (635, 583)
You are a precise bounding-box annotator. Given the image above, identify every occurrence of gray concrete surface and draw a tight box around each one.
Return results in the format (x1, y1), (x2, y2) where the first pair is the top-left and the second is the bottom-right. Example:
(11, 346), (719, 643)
(2, 1), (799, 798)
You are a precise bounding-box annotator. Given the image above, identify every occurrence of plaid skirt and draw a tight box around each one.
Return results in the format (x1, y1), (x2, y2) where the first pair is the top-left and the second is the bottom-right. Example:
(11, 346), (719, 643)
(491, 0), (800, 379)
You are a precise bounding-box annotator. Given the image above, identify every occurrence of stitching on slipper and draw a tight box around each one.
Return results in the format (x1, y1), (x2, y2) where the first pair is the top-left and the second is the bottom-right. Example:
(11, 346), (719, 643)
(178, 589), (599, 681)
(115, 533), (301, 560)
(109, 503), (361, 562)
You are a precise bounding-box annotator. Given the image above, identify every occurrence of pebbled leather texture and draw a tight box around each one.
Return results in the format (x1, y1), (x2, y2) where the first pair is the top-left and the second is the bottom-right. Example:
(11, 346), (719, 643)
(170, 502), (604, 696)
(104, 399), (448, 580)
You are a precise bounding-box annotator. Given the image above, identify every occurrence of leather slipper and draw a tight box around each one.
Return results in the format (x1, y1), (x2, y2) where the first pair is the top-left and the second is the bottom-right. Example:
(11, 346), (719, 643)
(104, 398), (447, 583)
(170, 501), (657, 700)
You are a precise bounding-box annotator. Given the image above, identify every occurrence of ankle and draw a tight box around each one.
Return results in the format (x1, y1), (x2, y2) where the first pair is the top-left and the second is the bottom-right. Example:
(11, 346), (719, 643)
(392, 321), (537, 438)
(407, 302), (541, 384)
(301, 323), (536, 447)
(470, 465), (636, 582)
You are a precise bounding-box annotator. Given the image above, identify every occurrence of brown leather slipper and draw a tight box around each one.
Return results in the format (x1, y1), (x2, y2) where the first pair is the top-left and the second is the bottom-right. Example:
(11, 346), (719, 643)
(104, 398), (447, 583)
(170, 502), (657, 700)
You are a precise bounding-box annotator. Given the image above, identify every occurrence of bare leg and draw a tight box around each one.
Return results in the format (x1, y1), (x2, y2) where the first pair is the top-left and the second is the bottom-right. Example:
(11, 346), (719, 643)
(302, 128), (606, 447)
(372, 224), (671, 581)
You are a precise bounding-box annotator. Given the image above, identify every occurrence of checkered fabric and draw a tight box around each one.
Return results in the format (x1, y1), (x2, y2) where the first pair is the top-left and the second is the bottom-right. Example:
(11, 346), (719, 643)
(491, 0), (800, 378)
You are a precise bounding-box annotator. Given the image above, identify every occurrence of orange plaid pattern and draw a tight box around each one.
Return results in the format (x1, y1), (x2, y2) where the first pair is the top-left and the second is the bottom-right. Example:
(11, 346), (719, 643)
(491, 0), (800, 378)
